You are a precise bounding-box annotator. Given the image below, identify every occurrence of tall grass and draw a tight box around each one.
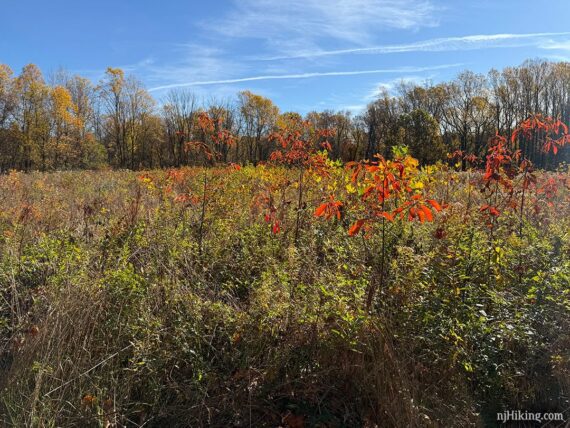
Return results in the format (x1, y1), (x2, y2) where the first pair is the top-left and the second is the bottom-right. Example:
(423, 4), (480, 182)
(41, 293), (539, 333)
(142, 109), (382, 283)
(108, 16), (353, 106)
(0, 166), (568, 427)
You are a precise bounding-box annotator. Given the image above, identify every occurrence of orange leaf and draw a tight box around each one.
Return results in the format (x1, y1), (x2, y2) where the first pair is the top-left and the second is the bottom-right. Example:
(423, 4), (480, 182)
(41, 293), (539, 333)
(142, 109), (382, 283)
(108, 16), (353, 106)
(348, 219), (365, 236)
(314, 203), (327, 217)
(417, 209), (425, 223)
(420, 205), (433, 221)
(363, 185), (375, 197)
(335, 203), (343, 220)
(427, 199), (442, 212)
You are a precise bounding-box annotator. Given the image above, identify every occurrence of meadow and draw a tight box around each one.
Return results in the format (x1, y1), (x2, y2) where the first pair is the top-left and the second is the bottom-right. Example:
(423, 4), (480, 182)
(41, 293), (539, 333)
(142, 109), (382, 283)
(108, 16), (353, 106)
(0, 131), (568, 426)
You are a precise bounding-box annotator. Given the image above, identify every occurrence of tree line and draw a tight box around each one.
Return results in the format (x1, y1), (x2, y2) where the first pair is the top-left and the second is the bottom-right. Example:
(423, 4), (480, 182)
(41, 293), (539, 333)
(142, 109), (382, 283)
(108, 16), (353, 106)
(0, 59), (568, 172)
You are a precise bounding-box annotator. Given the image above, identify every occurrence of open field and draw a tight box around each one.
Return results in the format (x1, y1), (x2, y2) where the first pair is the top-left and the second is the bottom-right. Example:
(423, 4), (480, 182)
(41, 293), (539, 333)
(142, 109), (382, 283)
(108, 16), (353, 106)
(0, 161), (568, 427)
(4, 0), (570, 426)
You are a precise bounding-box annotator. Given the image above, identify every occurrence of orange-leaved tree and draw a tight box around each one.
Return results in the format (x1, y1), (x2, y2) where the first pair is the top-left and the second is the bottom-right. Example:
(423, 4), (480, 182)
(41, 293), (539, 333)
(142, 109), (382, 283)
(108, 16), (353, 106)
(171, 111), (237, 255)
(479, 114), (569, 276)
(265, 112), (335, 242)
(316, 146), (443, 311)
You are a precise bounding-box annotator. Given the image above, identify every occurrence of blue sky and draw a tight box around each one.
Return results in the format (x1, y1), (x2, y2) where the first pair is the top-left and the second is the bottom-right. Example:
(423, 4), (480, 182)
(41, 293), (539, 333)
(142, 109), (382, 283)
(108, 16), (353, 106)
(2, 0), (570, 113)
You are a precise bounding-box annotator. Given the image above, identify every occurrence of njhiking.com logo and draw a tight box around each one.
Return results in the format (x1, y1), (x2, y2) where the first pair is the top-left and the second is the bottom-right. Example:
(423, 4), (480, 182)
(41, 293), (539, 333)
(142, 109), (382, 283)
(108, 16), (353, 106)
(497, 410), (564, 424)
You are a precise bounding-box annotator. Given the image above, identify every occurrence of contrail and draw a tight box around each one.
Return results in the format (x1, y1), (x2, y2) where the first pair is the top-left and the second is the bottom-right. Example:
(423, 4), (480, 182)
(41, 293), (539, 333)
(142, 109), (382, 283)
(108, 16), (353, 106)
(259, 31), (570, 60)
(148, 63), (463, 91)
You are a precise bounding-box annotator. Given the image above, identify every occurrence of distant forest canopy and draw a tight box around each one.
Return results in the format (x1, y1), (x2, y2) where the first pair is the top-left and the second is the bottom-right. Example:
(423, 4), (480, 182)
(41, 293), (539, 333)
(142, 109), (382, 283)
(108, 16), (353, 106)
(0, 59), (569, 172)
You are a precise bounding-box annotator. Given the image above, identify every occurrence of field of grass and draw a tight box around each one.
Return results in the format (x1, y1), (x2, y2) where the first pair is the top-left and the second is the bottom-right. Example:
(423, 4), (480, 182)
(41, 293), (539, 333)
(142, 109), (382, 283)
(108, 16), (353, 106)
(0, 162), (568, 427)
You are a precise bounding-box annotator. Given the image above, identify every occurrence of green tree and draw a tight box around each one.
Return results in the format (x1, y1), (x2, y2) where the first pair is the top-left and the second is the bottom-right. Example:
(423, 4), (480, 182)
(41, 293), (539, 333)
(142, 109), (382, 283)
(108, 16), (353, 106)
(398, 109), (447, 164)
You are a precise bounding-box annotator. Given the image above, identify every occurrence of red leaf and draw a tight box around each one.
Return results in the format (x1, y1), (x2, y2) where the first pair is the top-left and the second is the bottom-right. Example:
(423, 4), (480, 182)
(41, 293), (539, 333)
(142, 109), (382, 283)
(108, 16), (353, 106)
(489, 207), (500, 216)
(314, 203), (327, 217)
(363, 185), (375, 198)
(417, 209), (426, 223)
(427, 199), (442, 212)
(272, 221), (281, 234)
(420, 205), (433, 222)
(348, 219), (365, 236)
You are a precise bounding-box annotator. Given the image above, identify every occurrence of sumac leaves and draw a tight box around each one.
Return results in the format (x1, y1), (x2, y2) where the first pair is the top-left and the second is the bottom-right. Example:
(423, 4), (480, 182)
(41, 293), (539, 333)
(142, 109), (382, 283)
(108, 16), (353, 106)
(348, 219), (366, 236)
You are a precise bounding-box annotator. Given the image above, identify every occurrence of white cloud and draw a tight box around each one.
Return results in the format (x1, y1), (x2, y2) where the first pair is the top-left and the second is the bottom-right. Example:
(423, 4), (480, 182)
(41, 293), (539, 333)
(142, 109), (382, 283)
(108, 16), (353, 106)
(148, 63), (462, 92)
(365, 75), (433, 100)
(539, 39), (570, 51)
(209, 0), (438, 54)
(137, 1), (442, 97)
(142, 44), (246, 86)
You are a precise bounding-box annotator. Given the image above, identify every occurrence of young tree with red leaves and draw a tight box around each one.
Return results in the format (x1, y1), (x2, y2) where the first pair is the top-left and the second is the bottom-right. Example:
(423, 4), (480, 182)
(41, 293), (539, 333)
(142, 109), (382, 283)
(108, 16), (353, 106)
(266, 112), (335, 243)
(316, 147), (443, 311)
